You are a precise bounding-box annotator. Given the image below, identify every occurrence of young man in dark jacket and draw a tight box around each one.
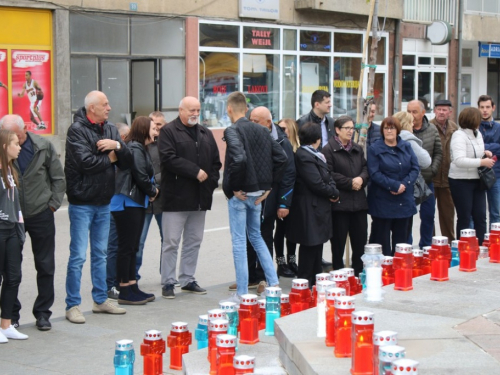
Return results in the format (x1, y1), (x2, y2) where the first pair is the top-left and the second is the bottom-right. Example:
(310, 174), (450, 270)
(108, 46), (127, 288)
(223, 92), (287, 300)
(296, 89), (334, 149)
(64, 90), (131, 324)
(158, 96), (221, 299)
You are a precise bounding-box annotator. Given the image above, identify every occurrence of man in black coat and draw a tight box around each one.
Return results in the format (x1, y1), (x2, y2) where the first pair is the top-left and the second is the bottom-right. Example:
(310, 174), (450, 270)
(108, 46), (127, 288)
(158, 96), (221, 299)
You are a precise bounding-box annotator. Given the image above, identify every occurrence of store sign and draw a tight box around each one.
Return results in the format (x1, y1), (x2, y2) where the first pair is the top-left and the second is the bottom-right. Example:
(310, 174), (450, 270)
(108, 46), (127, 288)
(0, 50), (7, 119)
(479, 42), (500, 58)
(248, 85), (268, 93)
(334, 80), (360, 89)
(239, 0), (279, 20)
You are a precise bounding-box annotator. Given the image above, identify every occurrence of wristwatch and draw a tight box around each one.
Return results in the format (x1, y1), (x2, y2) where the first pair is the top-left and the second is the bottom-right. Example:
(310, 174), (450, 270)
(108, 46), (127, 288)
(116, 141), (121, 150)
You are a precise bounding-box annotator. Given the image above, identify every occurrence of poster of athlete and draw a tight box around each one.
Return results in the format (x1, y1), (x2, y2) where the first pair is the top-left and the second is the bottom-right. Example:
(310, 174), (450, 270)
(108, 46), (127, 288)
(11, 50), (52, 134)
(0, 50), (8, 119)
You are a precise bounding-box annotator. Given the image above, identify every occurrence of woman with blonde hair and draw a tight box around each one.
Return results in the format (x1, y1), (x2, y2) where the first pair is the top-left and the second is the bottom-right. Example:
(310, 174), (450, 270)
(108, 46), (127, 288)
(278, 118), (300, 152)
(393, 111), (431, 168)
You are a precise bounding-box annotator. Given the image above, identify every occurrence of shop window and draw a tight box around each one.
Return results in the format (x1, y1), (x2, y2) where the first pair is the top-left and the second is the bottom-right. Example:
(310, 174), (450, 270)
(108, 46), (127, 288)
(462, 48), (473, 67)
(300, 31), (331, 52)
(333, 57), (361, 118)
(402, 69), (416, 103)
(199, 52), (239, 127)
(299, 56), (330, 115)
(200, 24), (239, 48)
(435, 57), (447, 66)
(403, 55), (416, 66)
(70, 13), (129, 54)
(70, 57), (97, 112)
(282, 55), (297, 120)
(283, 29), (297, 51)
(418, 56), (431, 65)
(434, 72), (447, 103)
(161, 59), (185, 110)
(334, 33), (362, 53)
(101, 59), (130, 124)
(243, 27), (279, 50)
(367, 36), (386, 65)
(132, 18), (184, 56)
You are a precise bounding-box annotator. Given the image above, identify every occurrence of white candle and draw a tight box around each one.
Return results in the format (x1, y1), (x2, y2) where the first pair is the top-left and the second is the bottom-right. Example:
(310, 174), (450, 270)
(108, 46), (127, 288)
(365, 267), (384, 302)
(317, 292), (326, 337)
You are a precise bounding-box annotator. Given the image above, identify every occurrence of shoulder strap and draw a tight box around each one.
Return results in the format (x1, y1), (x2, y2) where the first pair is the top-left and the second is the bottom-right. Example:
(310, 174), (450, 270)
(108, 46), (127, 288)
(461, 129), (477, 158)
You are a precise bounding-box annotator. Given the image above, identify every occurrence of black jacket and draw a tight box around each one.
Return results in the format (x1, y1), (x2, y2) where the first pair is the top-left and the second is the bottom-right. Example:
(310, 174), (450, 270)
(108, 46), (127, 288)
(322, 138), (369, 212)
(158, 117), (221, 211)
(297, 110), (335, 148)
(65, 107), (131, 205)
(114, 141), (157, 206)
(223, 117), (287, 199)
(286, 147), (339, 246)
(145, 141), (162, 215)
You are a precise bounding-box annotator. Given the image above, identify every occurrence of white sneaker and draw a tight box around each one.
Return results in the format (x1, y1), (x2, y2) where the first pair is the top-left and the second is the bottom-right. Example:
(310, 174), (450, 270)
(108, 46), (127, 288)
(220, 293), (241, 307)
(93, 299), (126, 314)
(0, 325), (28, 340)
(66, 306), (86, 324)
(0, 330), (7, 343)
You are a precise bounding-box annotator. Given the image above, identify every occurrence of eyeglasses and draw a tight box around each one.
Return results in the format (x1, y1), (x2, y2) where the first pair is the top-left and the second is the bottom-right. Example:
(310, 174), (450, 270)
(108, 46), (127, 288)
(341, 127), (355, 131)
(383, 126), (396, 131)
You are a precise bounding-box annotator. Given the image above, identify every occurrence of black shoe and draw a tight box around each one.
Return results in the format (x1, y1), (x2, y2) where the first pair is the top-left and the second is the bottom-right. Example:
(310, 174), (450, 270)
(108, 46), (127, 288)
(131, 284), (155, 302)
(11, 320), (19, 329)
(322, 258), (332, 267)
(117, 286), (148, 305)
(181, 281), (207, 295)
(36, 316), (52, 331)
(277, 264), (296, 278)
(288, 261), (299, 275)
(162, 284), (175, 299)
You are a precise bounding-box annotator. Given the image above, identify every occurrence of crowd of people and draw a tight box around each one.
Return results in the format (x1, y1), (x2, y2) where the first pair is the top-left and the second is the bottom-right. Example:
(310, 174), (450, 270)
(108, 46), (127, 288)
(0, 88), (498, 344)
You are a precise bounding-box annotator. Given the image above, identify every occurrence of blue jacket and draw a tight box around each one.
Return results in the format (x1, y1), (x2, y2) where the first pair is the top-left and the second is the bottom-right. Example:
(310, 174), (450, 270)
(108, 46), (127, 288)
(367, 136), (419, 219)
(366, 122), (382, 148)
(479, 120), (500, 178)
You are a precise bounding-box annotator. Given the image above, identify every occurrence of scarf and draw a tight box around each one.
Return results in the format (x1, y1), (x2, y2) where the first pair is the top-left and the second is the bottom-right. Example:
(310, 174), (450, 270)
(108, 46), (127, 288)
(334, 136), (353, 152)
(301, 145), (327, 164)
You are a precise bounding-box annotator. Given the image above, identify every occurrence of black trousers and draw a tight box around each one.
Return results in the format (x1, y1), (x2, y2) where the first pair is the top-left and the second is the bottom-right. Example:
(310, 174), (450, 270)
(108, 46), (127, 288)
(247, 214), (275, 283)
(0, 227), (23, 320)
(12, 207), (55, 321)
(369, 216), (411, 256)
(298, 244), (323, 288)
(112, 207), (146, 284)
(330, 210), (367, 276)
(274, 216), (297, 260)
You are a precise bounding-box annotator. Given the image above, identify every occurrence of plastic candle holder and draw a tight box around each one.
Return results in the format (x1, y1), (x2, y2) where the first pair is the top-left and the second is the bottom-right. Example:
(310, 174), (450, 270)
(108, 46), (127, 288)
(460, 229), (479, 260)
(316, 280), (336, 337)
(489, 232), (500, 263)
(361, 244), (385, 302)
(265, 287), (281, 336)
(330, 270), (351, 296)
(167, 322), (191, 371)
(325, 287), (346, 347)
(350, 311), (375, 375)
(258, 299), (266, 331)
(458, 240), (477, 272)
(373, 331), (398, 375)
(378, 345), (405, 375)
(391, 359), (419, 375)
(140, 330), (166, 375)
(334, 296), (355, 358)
(289, 279), (311, 313)
(238, 294), (259, 344)
(234, 355), (255, 374)
(280, 293), (291, 317)
(208, 319), (228, 374)
(451, 240), (460, 267)
(421, 246), (432, 275)
(340, 268), (358, 295)
(195, 315), (209, 350)
(381, 256), (395, 286)
(430, 236), (451, 282)
(219, 302), (239, 350)
(216, 334), (237, 375)
(114, 339), (135, 375)
(393, 244), (413, 291)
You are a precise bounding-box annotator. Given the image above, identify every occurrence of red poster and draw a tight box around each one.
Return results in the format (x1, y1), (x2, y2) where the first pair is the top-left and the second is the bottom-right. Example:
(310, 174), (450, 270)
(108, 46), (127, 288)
(0, 50), (8, 119)
(11, 50), (52, 134)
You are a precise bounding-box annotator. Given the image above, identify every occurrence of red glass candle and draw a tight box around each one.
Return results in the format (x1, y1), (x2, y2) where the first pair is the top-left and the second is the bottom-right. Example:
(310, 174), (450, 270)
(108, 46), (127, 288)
(216, 334), (237, 375)
(458, 240), (477, 272)
(491, 222), (500, 236)
(325, 287), (346, 347)
(233, 355), (255, 374)
(257, 299), (266, 330)
(381, 256), (395, 286)
(280, 294), (291, 317)
(289, 279), (311, 313)
(140, 329), (166, 375)
(350, 311), (375, 375)
(341, 268), (358, 296)
(391, 359), (419, 375)
(167, 322), (191, 371)
(489, 231), (500, 263)
(330, 270), (351, 296)
(373, 331), (398, 375)
(207, 309), (226, 360)
(421, 247), (432, 275)
(334, 296), (355, 358)
(482, 232), (491, 249)
(238, 294), (259, 344)
(393, 244), (413, 291)
(411, 249), (424, 278)
(460, 229), (479, 259)
(208, 319), (228, 374)
(430, 236), (451, 282)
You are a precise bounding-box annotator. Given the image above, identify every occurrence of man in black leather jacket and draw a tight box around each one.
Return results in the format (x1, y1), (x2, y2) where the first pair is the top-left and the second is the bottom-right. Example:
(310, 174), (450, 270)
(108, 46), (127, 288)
(64, 90), (131, 324)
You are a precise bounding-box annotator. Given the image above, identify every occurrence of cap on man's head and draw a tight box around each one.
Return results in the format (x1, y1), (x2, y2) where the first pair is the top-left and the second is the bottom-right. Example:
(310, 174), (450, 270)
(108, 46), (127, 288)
(435, 99), (452, 107)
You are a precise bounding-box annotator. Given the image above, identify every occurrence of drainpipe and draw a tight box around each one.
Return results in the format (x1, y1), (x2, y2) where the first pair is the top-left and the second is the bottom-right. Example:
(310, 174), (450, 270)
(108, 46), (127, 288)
(457, 0), (464, 119)
(393, 19), (401, 112)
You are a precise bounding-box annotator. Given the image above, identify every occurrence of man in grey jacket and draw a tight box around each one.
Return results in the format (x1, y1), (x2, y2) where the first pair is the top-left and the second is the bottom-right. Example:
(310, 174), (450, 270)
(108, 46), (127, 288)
(0, 114), (66, 331)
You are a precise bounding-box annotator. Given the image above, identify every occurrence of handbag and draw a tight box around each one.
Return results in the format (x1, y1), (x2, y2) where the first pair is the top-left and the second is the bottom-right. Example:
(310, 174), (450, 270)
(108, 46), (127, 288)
(466, 132), (497, 190)
(414, 173), (433, 205)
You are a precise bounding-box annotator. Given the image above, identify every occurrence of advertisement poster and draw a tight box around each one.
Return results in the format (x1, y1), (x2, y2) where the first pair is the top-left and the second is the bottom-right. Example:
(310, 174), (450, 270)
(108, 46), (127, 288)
(0, 50), (7, 119)
(11, 50), (52, 134)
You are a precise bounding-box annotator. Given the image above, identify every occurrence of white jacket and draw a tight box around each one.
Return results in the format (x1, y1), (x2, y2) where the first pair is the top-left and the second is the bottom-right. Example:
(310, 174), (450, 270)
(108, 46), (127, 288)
(449, 128), (484, 179)
(400, 130), (432, 169)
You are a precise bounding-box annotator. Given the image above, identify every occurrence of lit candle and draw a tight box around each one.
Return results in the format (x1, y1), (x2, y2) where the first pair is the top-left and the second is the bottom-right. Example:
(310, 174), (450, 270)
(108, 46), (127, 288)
(378, 345), (405, 375)
(361, 244), (385, 302)
(289, 279), (311, 313)
(215, 334), (237, 375)
(114, 339), (135, 375)
(280, 294), (291, 317)
(373, 331), (398, 375)
(233, 354), (255, 374)
(381, 256), (395, 286)
(238, 294), (259, 344)
(334, 296), (355, 358)
(412, 249), (424, 278)
(195, 315), (209, 350)
(325, 287), (346, 347)
(430, 236), (451, 282)
(316, 280), (336, 337)
(391, 359), (419, 375)
(460, 228), (479, 260)
(265, 286), (281, 336)
(208, 319), (228, 375)
(140, 330), (166, 375)
(330, 270), (351, 296)
(258, 299), (266, 331)
(489, 230), (500, 263)
(458, 240), (477, 272)
(350, 311), (375, 375)
(167, 322), (191, 371)
(393, 244), (413, 291)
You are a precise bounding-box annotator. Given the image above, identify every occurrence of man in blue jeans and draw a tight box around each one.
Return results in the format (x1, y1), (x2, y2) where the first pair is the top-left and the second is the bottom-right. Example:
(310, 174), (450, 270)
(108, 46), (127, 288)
(223, 92), (287, 300)
(64, 91), (132, 323)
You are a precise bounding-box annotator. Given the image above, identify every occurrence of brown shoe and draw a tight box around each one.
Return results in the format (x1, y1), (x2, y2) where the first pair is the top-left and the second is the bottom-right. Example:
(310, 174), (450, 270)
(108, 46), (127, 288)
(228, 282), (260, 291)
(256, 281), (267, 296)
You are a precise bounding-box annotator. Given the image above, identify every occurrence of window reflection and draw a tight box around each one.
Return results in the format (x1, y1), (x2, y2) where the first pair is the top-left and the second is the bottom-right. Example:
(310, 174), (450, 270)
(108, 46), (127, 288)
(243, 27), (279, 50)
(300, 30), (331, 52)
(299, 56), (330, 115)
(282, 55), (297, 119)
(200, 24), (239, 48)
(333, 57), (361, 118)
(334, 33), (362, 53)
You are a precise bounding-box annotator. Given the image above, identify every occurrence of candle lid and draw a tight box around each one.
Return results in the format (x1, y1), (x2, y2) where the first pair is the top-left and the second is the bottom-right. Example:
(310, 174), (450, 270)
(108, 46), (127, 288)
(451, 240), (460, 247)
(280, 294), (289, 303)
(240, 294), (258, 305)
(391, 359), (419, 375)
(334, 295), (355, 309)
(484, 233), (490, 241)
(373, 330), (398, 346)
(219, 301), (237, 312)
(292, 279), (309, 290)
(316, 280), (336, 293)
(330, 270), (347, 282)
(379, 345), (405, 360)
(115, 339), (134, 351)
(395, 244), (413, 254)
(382, 256), (394, 265)
(364, 243), (383, 255)
(491, 223), (500, 231)
(170, 322), (188, 333)
(216, 334), (237, 348)
(460, 228), (476, 238)
(326, 287), (346, 300)
(208, 308), (226, 321)
(432, 236), (448, 245)
(265, 286), (282, 297)
(315, 272), (331, 282)
(198, 314), (208, 326)
(209, 319), (228, 332)
(234, 355), (256, 370)
(144, 330), (163, 341)
(422, 246), (431, 255)
(352, 310), (374, 325)
(412, 249), (423, 258)
(340, 268), (355, 277)
(258, 299), (266, 309)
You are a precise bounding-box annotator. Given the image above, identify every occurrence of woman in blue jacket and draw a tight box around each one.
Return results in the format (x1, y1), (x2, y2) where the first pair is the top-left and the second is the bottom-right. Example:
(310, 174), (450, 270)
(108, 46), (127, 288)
(367, 116), (420, 256)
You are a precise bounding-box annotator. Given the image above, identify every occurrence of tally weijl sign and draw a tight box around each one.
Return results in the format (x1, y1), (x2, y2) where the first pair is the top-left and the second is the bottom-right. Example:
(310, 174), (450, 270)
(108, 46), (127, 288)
(239, 0), (279, 20)
(12, 51), (50, 68)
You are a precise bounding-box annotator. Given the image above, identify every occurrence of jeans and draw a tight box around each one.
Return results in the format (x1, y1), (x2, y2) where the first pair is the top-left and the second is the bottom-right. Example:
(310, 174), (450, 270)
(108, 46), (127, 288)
(65, 204), (110, 309)
(136, 212), (163, 281)
(228, 196), (279, 297)
(106, 215), (118, 291)
(419, 182), (436, 248)
(487, 178), (500, 228)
